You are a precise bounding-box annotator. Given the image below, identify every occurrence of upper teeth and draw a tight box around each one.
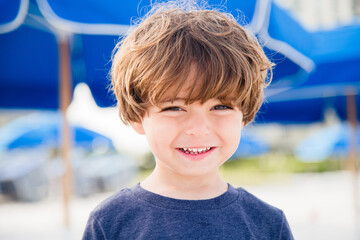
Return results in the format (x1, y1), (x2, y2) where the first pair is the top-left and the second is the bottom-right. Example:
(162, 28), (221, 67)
(183, 147), (211, 153)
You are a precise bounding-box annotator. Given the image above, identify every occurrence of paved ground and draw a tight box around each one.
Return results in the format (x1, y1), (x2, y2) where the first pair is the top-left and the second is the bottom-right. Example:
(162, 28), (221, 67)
(247, 172), (360, 240)
(0, 171), (359, 240)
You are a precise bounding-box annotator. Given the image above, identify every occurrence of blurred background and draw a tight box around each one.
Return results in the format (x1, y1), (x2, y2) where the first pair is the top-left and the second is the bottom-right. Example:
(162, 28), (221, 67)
(0, 0), (359, 239)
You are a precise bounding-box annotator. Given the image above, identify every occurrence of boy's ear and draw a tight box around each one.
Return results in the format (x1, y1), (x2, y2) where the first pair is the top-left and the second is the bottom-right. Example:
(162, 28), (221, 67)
(129, 121), (145, 135)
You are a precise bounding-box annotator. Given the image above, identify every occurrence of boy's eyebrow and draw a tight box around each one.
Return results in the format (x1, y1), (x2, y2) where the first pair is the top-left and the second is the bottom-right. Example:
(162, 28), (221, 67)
(158, 98), (237, 104)
(159, 98), (187, 103)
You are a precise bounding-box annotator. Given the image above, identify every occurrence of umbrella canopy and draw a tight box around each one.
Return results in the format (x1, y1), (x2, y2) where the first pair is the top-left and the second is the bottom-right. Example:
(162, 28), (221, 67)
(0, 0), (118, 109)
(0, 0), (267, 109)
(296, 123), (360, 162)
(257, 1), (360, 124)
(4, 0), (358, 122)
(0, 111), (114, 153)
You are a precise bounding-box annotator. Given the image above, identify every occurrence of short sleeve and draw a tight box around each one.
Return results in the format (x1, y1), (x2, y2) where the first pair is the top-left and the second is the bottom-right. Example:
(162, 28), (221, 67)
(279, 212), (294, 240)
(82, 213), (106, 240)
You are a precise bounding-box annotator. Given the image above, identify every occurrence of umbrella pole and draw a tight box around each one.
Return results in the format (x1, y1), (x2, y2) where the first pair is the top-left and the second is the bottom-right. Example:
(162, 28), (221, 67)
(58, 35), (72, 227)
(346, 93), (359, 237)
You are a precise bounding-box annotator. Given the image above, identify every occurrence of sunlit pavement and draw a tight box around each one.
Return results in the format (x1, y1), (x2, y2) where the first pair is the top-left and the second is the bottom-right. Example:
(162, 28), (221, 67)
(0, 171), (359, 240)
(247, 171), (360, 240)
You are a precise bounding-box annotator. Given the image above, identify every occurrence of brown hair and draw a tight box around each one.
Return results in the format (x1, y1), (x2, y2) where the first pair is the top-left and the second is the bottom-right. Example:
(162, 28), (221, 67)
(111, 1), (273, 125)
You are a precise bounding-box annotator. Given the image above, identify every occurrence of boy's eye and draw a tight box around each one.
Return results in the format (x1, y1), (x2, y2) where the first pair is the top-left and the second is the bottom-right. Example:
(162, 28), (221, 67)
(161, 106), (184, 112)
(212, 105), (233, 110)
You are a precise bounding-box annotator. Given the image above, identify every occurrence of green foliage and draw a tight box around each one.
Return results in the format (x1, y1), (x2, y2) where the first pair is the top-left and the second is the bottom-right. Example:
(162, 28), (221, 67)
(220, 153), (344, 185)
(223, 153), (343, 173)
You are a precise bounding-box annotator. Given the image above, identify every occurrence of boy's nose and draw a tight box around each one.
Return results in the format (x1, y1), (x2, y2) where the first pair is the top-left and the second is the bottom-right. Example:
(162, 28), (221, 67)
(184, 112), (211, 136)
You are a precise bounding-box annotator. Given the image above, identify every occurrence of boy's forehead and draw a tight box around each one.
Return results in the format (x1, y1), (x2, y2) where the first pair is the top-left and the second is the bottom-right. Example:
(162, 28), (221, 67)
(152, 62), (240, 106)
(159, 64), (199, 101)
(158, 82), (237, 105)
(162, 80), (193, 99)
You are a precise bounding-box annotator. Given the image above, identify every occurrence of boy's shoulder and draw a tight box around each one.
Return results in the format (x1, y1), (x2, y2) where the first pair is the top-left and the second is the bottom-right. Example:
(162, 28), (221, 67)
(234, 186), (285, 221)
(233, 187), (293, 239)
(90, 184), (140, 219)
(83, 184), (145, 240)
(236, 186), (282, 210)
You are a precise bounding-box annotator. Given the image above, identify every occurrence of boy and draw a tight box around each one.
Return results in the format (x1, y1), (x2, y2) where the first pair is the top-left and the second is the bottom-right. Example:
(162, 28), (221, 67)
(83, 1), (294, 239)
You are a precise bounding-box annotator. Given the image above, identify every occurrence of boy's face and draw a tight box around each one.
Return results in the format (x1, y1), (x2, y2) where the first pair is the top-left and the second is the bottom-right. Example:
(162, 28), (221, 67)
(131, 68), (244, 179)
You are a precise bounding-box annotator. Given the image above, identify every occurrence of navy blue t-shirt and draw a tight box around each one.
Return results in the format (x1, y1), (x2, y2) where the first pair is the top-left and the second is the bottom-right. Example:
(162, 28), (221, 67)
(82, 183), (294, 239)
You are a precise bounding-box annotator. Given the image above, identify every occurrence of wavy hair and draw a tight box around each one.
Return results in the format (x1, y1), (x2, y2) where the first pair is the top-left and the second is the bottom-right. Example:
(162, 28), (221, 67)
(111, 1), (273, 125)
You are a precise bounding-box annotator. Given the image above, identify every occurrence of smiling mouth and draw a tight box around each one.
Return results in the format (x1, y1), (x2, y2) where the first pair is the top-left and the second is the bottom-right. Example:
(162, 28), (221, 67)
(178, 147), (214, 155)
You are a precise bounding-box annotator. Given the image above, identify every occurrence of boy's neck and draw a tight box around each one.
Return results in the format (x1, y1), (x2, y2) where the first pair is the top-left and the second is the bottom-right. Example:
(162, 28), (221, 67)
(140, 166), (228, 200)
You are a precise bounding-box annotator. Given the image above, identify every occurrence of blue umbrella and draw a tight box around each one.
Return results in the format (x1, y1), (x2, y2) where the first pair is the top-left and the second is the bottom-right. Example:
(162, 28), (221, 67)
(231, 131), (270, 160)
(0, 0), (118, 108)
(0, 0), (267, 109)
(256, 1), (360, 124)
(296, 123), (360, 162)
(6, 0), (359, 121)
(0, 112), (115, 202)
(7, 122), (113, 151)
(0, 111), (114, 152)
